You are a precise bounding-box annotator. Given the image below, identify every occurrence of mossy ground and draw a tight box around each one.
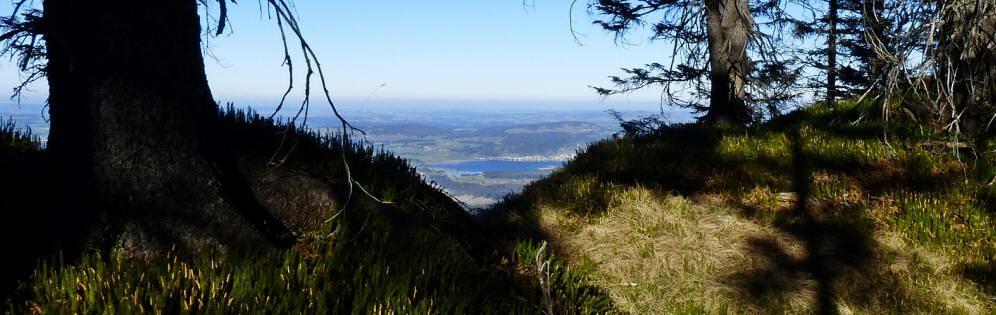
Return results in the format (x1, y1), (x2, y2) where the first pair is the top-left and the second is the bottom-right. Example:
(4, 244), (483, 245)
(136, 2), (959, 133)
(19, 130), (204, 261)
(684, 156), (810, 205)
(484, 98), (996, 313)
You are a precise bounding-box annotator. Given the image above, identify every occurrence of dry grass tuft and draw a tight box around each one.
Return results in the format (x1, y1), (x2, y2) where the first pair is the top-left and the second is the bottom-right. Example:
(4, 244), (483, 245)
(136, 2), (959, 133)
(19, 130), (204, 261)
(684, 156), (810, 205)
(538, 187), (990, 314)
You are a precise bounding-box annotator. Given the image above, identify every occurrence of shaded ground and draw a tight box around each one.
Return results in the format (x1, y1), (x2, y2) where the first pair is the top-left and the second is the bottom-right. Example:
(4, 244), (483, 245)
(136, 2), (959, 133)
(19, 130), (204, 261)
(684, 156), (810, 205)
(0, 109), (614, 313)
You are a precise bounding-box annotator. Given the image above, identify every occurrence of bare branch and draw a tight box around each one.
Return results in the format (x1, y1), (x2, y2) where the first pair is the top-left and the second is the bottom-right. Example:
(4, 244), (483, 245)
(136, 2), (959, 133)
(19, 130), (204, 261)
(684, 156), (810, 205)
(258, 0), (390, 223)
(0, 1), (45, 103)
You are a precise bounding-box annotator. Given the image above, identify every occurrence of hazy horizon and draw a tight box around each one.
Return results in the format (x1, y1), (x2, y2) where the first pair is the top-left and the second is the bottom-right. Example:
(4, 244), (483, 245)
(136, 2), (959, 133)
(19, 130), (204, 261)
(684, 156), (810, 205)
(1, 98), (692, 120)
(0, 1), (674, 112)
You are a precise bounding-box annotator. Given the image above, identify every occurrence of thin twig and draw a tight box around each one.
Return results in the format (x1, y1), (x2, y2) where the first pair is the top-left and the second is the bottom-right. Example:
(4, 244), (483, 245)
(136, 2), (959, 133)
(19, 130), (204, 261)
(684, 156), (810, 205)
(535, 241), (554, 315)
(249, 1), (390, 229)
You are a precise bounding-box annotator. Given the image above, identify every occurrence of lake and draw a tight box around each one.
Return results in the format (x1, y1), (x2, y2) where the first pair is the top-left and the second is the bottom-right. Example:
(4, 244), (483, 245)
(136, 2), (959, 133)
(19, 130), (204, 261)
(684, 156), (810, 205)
(430, 160), (563, 176)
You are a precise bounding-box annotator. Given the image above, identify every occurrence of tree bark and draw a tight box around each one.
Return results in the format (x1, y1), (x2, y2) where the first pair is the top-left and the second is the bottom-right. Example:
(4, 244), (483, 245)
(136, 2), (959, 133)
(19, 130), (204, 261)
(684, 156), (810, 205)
(43, 0), (293, 254)
(703, 0), (754, 124)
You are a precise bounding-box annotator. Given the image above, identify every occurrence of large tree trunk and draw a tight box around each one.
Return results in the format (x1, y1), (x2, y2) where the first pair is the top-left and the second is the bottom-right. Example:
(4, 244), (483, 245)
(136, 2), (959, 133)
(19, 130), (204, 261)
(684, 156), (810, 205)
(703, 0), (754, 124)
(43, 0), (293, 254)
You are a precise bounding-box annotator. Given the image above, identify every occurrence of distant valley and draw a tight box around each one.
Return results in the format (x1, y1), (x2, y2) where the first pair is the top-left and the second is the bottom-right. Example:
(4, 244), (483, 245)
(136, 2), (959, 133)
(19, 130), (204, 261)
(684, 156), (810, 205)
(312, 111), (627, 207)
(2, 103), (656, 208)
(347, 120), (608, 162)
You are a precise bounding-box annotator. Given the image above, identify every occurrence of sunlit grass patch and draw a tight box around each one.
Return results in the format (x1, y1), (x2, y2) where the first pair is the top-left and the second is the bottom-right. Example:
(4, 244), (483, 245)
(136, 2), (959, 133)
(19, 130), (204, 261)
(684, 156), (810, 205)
(891, 190), (996, 259)
(525, 173), (618, 216)
(534, 187), (990, 314)
(487, 97), (996, 313)
(561, 188), (777, 313)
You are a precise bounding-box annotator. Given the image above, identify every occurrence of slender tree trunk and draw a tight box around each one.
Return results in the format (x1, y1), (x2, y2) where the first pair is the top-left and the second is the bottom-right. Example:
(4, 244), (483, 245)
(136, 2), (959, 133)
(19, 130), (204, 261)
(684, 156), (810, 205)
(703, 0), (754, 124)
(826, 0), (838, 106)
(43, 0), (293, 254)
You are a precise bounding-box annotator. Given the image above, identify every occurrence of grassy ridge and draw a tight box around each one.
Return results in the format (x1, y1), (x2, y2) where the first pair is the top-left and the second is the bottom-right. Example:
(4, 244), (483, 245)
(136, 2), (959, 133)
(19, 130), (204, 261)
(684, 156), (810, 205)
(486, 99), (996, 313)
(1, 108), (614, 314)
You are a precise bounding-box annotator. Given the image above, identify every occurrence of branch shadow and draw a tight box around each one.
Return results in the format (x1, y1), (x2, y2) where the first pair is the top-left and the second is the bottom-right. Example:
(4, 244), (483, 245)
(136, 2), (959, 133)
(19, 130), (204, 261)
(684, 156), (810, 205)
(722, 128), (876, 314)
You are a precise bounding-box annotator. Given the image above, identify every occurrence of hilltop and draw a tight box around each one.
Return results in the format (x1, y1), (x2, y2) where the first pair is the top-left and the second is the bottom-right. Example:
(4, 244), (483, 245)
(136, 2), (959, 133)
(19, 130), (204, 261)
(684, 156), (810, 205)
(482, 99), (996, 313)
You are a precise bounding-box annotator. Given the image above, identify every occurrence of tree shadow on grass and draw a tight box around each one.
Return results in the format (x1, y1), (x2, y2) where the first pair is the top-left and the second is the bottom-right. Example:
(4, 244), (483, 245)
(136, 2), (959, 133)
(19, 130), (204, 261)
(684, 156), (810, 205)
(479, 118), (988, 312)
(724, 128), (875, 314)
(721, 128), (973, 314)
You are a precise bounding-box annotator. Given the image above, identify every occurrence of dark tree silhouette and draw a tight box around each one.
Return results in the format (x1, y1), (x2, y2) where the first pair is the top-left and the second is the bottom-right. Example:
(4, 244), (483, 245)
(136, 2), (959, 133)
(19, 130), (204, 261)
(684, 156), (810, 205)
(835, 0), (893, 96)
(0, 0), (349, 254)
(799, 0), (842, 105)
(587, 0), (800, 124)
(792, 0), (894, 100)
(826, 0), (837, 106)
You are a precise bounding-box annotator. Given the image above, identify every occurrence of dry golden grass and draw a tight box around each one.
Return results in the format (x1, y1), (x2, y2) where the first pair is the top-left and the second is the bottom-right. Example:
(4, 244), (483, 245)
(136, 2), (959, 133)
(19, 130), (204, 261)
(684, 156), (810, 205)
(537, 187), (989, 314)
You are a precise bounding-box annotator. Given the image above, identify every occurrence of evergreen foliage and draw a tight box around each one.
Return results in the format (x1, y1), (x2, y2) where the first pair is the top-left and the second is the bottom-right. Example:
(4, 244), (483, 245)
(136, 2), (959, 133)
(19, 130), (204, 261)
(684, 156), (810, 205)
(834, 0), (893, 95)
(791, 0), (896, 99)
(586, 0), (802, 123)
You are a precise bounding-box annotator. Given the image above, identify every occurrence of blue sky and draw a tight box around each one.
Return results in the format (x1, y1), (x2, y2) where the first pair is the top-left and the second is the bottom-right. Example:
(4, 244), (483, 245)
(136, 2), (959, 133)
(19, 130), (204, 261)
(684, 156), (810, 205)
(1, 1), (675, 112)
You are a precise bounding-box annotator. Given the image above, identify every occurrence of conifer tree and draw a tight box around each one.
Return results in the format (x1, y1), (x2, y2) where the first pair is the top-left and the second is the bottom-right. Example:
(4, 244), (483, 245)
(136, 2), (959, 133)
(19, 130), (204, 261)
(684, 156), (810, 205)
(791, 0), (894, 103)
(587, 0), (800, 124)
(835, 0), (893, 95)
